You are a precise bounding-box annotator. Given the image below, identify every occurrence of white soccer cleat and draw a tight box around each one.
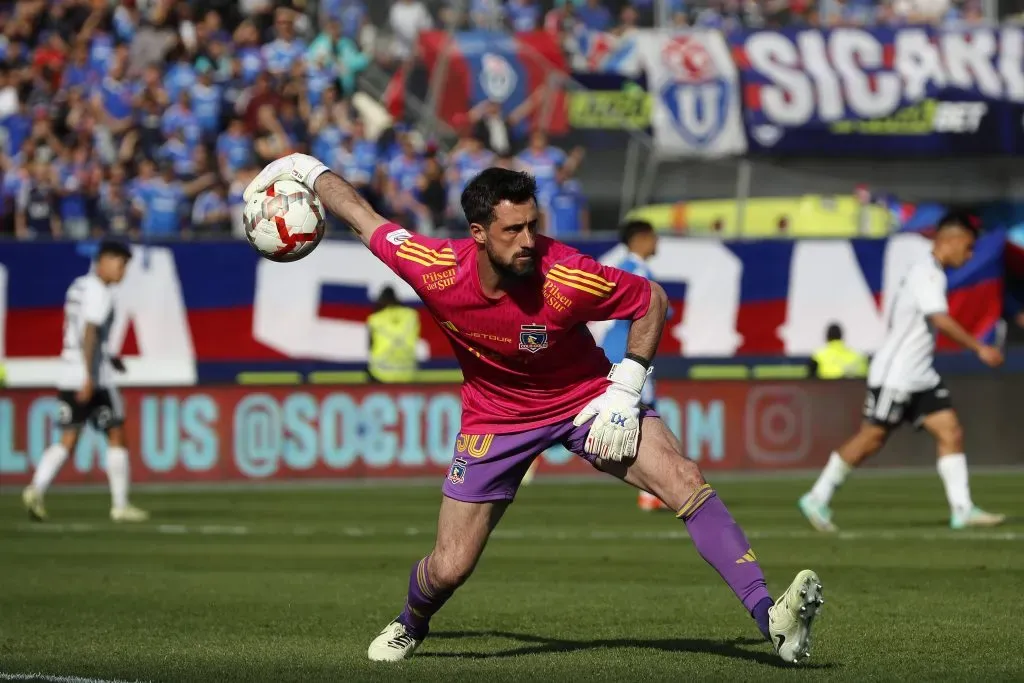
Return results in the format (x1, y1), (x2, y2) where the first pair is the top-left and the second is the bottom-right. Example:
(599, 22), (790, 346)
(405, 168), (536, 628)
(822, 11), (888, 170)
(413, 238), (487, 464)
(950, 506), (1006, 530)
(769, 569), (824, 664)
(798, 493), (838, 532)
(368, 620), (422, 662)
(22, 485), (47, 522)
(110, 505), (149, 523)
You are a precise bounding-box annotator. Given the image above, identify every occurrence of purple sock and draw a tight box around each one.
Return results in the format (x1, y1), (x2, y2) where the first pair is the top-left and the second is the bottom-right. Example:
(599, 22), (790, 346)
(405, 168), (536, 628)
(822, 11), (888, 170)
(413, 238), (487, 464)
(396, 556), (454, 639)
(678, 485), (774, 636)
(752, 596), (773, 641)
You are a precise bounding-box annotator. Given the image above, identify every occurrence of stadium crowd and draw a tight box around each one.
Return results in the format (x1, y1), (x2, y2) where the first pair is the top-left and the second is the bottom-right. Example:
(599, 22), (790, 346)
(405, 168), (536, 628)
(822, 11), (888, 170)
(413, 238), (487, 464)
(0, 0), (1001, 242)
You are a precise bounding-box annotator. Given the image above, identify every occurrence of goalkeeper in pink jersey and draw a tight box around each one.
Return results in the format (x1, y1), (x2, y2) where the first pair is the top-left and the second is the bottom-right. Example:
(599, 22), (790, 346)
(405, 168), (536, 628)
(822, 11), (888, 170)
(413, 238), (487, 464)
(244, 155), (825, 665)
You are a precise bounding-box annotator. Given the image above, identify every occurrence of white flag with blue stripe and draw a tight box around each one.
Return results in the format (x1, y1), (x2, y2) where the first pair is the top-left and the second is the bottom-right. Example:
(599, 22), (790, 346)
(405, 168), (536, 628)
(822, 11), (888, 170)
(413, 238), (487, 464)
(639, 30), (747, 159)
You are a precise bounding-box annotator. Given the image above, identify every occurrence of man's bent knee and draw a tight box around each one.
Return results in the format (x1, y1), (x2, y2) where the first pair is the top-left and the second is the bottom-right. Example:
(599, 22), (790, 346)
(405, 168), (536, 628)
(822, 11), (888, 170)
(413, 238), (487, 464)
(429, 498), (507, 592)
(646, 452), (706, 510)
(841, 423), (888, 465)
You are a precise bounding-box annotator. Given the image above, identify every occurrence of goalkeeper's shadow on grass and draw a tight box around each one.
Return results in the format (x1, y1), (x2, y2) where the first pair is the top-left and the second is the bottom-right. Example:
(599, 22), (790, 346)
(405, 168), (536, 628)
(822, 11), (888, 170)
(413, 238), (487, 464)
(422, 631), (837, 669)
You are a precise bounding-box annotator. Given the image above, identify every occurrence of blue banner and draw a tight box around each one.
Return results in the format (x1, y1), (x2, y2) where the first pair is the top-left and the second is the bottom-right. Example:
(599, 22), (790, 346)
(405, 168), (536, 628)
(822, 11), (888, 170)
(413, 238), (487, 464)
(730, 26), (1024, 156)
(0, 234), (1004, 386)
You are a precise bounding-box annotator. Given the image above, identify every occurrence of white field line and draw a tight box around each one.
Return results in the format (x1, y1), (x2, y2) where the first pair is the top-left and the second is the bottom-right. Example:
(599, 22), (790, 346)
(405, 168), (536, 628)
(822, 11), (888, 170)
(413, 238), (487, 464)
(3, 466), (1022, 496)
(0, 673), (148, 683)
(9, 523), (1023, 542)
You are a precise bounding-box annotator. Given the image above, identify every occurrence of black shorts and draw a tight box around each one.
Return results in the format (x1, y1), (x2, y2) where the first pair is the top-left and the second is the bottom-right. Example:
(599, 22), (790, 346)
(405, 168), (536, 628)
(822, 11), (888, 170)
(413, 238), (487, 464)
(57, 388), (125, 432)
(863, 382), (953, 429)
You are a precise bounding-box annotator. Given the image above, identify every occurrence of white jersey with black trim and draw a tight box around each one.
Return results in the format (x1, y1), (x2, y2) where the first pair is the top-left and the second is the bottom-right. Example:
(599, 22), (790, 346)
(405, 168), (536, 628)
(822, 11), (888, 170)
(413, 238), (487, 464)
(57, 272), (117, 391)
(867, 257), (948, 392)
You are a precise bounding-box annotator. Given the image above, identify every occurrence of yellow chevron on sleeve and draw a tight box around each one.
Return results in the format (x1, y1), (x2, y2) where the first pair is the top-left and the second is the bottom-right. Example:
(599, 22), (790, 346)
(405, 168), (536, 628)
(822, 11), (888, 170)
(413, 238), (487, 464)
(547, 271), (610, 298)
(395, 250), (434, 267)
(549, 264), (616, 291)
(401, 240), (454, 260)
(397, 241), (455, 267)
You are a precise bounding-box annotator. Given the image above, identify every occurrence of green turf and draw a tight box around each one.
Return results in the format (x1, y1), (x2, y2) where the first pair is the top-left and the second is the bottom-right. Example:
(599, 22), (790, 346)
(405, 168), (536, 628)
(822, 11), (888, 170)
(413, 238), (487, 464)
(1, 473), (1023, 682)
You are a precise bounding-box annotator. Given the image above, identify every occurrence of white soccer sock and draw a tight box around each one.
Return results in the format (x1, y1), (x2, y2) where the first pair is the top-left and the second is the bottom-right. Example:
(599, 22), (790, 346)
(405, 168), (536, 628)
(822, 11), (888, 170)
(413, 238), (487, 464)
(106, 447), (130, 510)
(31, 443), (69, 495)
(937, 453), (973, 517)
(809, 452), (852, 505)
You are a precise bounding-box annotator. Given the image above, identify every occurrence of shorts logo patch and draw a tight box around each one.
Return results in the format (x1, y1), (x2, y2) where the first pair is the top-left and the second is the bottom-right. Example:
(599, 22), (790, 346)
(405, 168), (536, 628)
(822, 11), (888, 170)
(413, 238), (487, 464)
(519, 324), (548, 353)
(386, 228), (413, 245)
(94, 407), (113, 429)
(448, 458), (468, 485)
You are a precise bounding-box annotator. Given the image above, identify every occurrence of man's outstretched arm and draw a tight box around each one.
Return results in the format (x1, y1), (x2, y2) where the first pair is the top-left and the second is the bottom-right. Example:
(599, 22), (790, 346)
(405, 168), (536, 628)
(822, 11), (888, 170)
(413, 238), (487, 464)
(243, 153), (388, 246)
(312, 172), (388, 246)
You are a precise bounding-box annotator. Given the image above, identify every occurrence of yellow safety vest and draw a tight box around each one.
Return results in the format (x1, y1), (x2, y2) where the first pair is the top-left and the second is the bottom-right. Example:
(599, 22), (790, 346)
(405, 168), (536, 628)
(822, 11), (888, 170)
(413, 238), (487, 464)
(367, 306), (420, 383)
(812, 340), (868, 380)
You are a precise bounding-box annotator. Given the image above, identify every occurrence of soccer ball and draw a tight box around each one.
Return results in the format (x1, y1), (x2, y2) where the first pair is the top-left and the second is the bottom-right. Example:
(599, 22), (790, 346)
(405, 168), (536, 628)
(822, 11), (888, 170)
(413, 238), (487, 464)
(243, 179), (326, 262)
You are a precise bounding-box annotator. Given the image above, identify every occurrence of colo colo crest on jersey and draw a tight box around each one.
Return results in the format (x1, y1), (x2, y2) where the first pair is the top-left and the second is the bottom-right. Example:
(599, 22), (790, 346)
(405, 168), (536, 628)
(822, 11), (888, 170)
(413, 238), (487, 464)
(519, 324), (548, 353)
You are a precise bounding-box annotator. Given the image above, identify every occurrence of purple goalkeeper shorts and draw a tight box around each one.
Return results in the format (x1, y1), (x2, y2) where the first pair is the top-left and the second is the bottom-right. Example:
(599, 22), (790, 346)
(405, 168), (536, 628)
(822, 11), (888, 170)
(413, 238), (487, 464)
(442, 407), (658, 503)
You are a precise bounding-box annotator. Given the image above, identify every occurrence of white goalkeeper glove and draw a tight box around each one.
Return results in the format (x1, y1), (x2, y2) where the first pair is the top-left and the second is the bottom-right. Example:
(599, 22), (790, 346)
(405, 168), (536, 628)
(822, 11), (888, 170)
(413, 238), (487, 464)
(243, 153), (330, 203)
(572, 358), (652, 463)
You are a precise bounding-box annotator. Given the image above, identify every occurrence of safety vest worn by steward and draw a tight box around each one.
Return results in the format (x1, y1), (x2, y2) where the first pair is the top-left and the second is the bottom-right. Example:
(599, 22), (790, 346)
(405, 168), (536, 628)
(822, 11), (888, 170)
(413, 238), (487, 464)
(367, 306), (420, 383)
(812, 340), (868, 379)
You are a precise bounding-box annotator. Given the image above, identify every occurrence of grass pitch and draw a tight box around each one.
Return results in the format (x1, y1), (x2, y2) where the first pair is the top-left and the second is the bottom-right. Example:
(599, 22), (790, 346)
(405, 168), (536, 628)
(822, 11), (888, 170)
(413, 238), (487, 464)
(1, 472), (1022, 682)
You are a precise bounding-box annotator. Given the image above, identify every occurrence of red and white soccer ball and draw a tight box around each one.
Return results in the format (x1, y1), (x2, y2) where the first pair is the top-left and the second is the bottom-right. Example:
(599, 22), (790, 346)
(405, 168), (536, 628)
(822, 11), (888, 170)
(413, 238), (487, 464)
(243, 179), (326, 262)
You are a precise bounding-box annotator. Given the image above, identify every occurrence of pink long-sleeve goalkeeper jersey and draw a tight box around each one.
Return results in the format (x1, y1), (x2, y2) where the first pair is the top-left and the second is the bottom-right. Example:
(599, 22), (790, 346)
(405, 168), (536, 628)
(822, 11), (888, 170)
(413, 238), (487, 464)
(368, 223), (653, 434)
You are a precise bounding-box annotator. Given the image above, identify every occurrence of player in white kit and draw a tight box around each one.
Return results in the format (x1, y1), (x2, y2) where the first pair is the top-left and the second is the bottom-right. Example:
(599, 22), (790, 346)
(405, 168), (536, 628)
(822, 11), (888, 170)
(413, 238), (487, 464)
(799, 212), (1005, 531)
(22, 241), (149, 523)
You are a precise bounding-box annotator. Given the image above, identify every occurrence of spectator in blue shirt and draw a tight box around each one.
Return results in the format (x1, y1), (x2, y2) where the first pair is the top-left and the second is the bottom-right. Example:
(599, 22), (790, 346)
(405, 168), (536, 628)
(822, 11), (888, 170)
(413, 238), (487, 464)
(302, 56), (337, 110)
(309, 86), (347, 161)
(216, 118), (253, 179)
(190, 69), (223, 142)
(158, 130), (195, 179)
(92, 61), (134, 137)
(88, 31), (115, 77)
(540, 164), (589, 237)
(134, 164), (214, 238)
(162, 91), (202, 148)
(385, 136), (426, 220)
(263, 8), (307, 76)
(350, 119), (381, 196)
(233, 21), (266, 85)
(62, 44), (96, 92)
(1, 99), (32, 159)
(517, 131), (577, 202)
(163, 51), (198, 104)
(332, 132), (370, 189)
(191, 183), (231, 235)
(447, 135), (495, 212)
(55, 143), (99, 239)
